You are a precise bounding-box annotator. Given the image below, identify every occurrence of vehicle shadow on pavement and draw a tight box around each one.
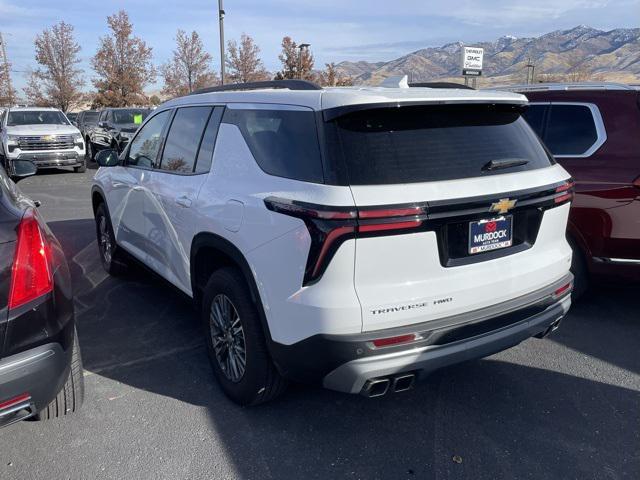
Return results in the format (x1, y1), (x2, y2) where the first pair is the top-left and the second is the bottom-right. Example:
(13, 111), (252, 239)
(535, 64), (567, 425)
(46, 218), (640, 480)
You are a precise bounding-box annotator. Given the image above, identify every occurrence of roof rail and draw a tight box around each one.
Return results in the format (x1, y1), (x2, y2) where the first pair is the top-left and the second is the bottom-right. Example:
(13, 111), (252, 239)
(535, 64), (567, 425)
(190, 80), (322, 95)
(409, 82), (474, 90)
(492, 82), (635, 92)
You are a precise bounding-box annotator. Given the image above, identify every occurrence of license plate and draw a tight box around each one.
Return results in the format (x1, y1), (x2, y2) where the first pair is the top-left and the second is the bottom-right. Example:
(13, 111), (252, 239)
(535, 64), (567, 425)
(468, 216), (513, 254)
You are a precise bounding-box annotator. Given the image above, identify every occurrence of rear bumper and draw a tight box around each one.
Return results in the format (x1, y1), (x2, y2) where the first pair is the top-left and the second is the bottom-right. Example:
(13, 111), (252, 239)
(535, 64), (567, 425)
(269, 274), (573, 394)
(0, 342), (71, 427)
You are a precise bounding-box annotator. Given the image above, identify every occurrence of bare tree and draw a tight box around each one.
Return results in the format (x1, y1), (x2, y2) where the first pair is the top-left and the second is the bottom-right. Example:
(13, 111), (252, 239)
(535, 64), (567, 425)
(0, 34), (16, 107)
(319, 62), (354, 86)
(92, 10), (156, 107)
(226, 34), (269, 84)
(161, 30), (218, 98)
(22, 21), (84, 112)
(275, 36), (314, 81)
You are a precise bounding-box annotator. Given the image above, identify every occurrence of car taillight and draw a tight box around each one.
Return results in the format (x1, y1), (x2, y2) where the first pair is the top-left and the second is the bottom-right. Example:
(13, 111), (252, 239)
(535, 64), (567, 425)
(8, 208), (53, 310)
(264, 197), (427, 284)
(554, 180), (575, 205)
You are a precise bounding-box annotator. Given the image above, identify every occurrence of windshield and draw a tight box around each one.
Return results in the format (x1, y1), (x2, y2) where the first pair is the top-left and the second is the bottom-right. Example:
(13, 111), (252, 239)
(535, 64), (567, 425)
(7, 110), (70, 126)
(330, 104), (554, 185)
(84, 112), (99, 123)
(112, 109), (150, 124)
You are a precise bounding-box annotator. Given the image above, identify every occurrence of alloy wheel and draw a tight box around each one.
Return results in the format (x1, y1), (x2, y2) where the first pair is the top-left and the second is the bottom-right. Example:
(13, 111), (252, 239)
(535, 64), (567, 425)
(209, 294), (246, 383)
(98, 215), (112, 264)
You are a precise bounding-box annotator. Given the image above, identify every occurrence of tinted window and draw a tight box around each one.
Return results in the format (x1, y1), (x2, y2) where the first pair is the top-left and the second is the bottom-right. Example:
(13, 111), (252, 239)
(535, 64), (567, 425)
(7, 110), (69, 126)
(113, 109), (150, 125)
(332, 104), (553, 185)
(127, 110), (171, 169)
(84, 112), (99, 123)
(223, 108), (323, 183)
(544, 105), (598, 156)
(522, 105), (546, 138)
(195, 108), (223, 174)
(160, 107), (212, 173)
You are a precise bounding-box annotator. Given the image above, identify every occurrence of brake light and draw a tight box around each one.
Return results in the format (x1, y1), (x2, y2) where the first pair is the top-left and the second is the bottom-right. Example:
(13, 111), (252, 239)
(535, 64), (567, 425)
(371, 333), (418, 348)
(8, 209), (53, 310)
(264, 197), (427, 284)
(554, 180), (575, 205)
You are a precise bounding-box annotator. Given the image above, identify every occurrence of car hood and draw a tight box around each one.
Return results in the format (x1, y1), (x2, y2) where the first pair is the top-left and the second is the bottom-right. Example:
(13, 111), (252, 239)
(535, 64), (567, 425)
(5, 124), (81, 136)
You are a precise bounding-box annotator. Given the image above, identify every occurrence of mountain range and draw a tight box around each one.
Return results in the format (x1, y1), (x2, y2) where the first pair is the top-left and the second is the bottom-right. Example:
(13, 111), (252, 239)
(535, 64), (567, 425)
(335, 26), (640, 85)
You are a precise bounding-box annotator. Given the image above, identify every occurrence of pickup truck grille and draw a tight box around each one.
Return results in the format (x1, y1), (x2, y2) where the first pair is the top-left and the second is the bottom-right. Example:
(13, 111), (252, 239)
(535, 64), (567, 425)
(18, 135), (75, 151)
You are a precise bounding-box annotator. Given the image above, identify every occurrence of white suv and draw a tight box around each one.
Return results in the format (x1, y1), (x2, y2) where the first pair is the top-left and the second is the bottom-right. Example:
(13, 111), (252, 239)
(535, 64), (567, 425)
(91, 80), (574, 405)
(0, 107), (86, 174)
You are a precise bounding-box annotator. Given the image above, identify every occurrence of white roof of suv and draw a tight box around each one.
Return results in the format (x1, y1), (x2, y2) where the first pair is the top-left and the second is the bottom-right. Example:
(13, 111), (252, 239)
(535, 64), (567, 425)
(163, 85), (527, 112)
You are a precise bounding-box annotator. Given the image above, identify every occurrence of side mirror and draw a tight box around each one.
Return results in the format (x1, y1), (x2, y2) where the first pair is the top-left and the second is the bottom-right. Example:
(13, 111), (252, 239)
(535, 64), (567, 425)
(98, 121), (108, 128)
(10, 160), (37, 183)
(95, 149), (120, 167)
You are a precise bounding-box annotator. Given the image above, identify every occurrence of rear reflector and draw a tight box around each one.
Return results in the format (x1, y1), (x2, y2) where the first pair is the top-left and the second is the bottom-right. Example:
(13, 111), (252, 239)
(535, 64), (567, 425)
(8, 209), (53, 310)
(0, 393), (31, 412)
(371, 333), (418, 348)
(553, 282), (573, 298)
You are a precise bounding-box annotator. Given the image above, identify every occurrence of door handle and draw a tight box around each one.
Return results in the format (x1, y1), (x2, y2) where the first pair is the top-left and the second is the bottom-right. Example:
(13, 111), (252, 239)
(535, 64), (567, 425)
(175, 195), (193, 208)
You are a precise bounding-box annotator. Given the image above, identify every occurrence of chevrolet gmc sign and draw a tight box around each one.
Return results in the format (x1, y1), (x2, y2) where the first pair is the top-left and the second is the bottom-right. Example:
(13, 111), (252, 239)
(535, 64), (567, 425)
(461, 46), (484, 76)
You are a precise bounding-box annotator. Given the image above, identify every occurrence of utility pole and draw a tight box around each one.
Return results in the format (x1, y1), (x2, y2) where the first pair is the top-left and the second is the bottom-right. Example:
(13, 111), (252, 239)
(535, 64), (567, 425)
(218, 0), (225, 85)
(297, 43), (310, 79)
(525, 56), (536, 84)
(0, 32), (15, 106)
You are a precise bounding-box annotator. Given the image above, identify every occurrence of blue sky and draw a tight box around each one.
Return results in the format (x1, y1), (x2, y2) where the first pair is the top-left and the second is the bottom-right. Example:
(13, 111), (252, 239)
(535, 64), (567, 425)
(2, 0), (639, 92)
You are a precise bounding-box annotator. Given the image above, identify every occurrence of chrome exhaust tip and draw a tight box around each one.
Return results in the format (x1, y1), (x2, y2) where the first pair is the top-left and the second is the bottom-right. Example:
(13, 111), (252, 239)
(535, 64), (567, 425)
(535, 316), (564, 339)
(361, 378), (391, 397)
(393, 373), (415, 393)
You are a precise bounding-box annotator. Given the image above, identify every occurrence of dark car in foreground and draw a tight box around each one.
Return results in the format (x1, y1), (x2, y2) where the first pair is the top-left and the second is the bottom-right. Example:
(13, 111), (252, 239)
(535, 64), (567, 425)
(88, 107), (150, 156)
(0, 160), (83, 428)
(502, 83), (640, 296)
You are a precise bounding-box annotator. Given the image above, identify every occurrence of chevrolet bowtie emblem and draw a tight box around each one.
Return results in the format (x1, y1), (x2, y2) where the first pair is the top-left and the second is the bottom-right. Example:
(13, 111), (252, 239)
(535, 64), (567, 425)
(490, 198), (517, 214)
(42, 135), (56, 141)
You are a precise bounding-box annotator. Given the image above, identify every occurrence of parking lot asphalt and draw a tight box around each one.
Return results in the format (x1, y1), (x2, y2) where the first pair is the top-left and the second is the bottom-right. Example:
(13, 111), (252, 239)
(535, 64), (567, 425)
(1, 166), (638, 480)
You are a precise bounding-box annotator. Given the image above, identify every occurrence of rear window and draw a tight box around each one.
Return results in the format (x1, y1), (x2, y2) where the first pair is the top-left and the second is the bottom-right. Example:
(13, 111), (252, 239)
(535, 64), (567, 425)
(331, 104), (554, 185)
(222, 108), (324, 183)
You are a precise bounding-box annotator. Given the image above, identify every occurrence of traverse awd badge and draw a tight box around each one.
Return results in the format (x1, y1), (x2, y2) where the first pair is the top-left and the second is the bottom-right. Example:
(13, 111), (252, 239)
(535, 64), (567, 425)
(490, 198), (517, 214)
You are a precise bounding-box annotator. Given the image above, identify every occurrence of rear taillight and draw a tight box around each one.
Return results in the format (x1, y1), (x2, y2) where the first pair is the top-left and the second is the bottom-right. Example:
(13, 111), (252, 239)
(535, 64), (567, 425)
(264, 197), (427, 284)
(8, 208), (53, 310)
(554, 180), (575, 205)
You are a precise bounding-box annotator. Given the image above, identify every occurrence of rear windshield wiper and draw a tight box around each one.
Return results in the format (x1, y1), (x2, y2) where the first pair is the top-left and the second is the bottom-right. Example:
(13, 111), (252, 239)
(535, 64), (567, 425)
(482, 158), (529, 172)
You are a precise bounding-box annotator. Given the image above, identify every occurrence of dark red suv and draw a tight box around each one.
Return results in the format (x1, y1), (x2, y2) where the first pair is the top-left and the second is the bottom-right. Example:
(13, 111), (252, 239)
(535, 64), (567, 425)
(509, 83), (640, 296)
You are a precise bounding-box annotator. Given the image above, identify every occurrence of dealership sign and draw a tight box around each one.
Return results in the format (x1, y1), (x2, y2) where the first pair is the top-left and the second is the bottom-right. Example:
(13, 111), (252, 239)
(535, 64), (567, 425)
(461, 46), (484, 76)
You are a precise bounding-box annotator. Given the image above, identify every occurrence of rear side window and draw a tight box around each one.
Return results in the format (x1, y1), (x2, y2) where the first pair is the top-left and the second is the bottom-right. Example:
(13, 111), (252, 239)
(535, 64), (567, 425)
(331, 104), (553, 185)
(160, 107), (212, 173)
(544, 105), (598, 156)
(222, 108), (323, 183)
(195, 108), (223, 174)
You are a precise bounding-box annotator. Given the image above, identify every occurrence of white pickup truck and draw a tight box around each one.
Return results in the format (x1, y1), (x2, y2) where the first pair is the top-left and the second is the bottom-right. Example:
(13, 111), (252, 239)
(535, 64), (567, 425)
(0, 106), (86, 174)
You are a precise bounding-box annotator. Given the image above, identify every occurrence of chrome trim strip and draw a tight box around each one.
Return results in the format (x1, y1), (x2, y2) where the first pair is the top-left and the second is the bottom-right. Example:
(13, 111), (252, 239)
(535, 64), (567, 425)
(593, 257), (640, 265)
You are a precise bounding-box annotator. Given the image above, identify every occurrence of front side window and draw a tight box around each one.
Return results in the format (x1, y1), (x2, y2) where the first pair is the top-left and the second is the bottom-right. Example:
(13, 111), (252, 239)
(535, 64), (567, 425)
(126, 110), (171, 169)
(222, 108), (324, 183)
(544, 105), (599, 156)
(160, 107), (212, 173)
(7, 110), (69, 126)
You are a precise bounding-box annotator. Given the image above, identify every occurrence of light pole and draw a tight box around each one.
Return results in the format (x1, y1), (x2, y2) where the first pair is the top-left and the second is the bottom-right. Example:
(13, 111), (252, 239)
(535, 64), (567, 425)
(297, 43), (310, 79)
(218, 0), (225, 85)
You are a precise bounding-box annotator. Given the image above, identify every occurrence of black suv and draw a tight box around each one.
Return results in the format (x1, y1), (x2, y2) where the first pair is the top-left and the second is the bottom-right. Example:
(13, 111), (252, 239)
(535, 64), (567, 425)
(0, 160), (83, 427)
(88, 108), (150, 156)
(76, 110), (100, 159)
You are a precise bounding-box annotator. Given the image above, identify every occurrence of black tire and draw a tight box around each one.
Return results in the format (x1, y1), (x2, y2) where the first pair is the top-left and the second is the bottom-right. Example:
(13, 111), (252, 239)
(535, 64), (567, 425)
(569, 239), (589, 300)
(95, 202), (127, 275)
(37, 328), (84, 420)
(85, 140), (94, 161)
(202, 267), (287, 406)
(74, 161), (87, 173)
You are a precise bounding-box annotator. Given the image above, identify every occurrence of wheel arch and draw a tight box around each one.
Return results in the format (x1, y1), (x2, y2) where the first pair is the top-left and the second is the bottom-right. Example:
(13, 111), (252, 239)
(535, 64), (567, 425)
(190, 232), (275, 345)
